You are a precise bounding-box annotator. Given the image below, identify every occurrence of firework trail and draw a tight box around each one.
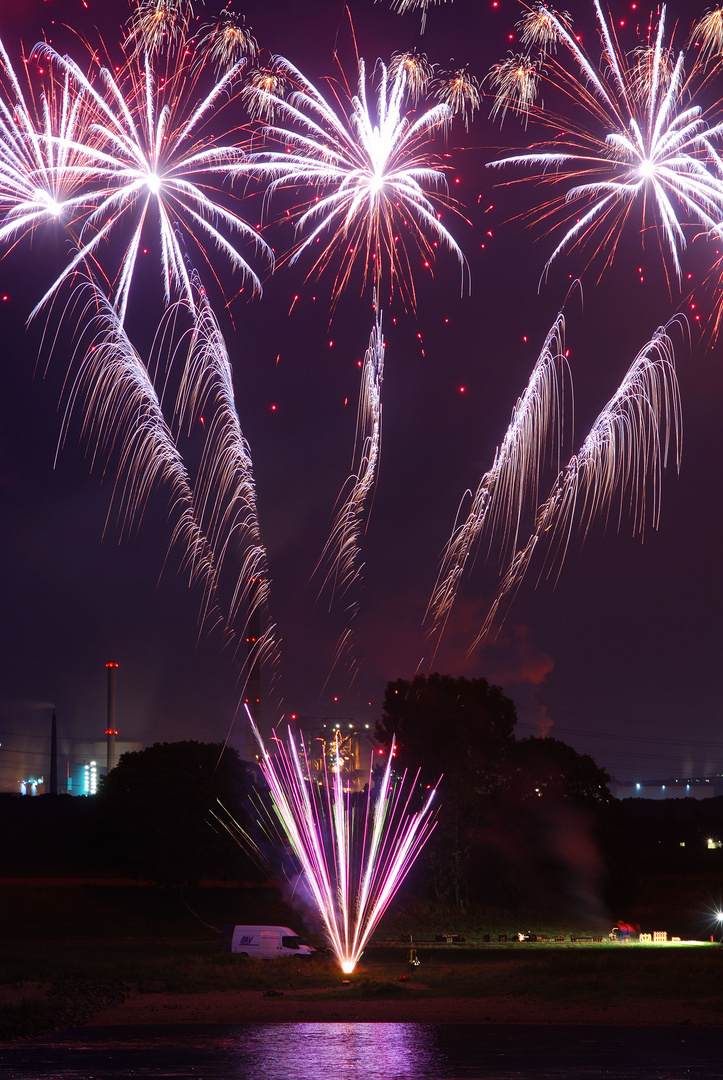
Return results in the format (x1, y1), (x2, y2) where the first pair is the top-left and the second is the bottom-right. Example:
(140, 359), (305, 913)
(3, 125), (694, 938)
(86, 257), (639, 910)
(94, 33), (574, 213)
(316, 304), (384, 607)
(475, 325), (681, 648)
(57, 279), (225, 633)
(488, 2), (723, 285)
(176, 277), (277, 669)
(29, 22), (270, 323)
(427, 311), (568, 650)
(389, 0), (450, 35)
(50, 271), (278, 705)
(244, 707), (439, 973)
(245, 51), (466, 641)
(314, 304), (385, 686)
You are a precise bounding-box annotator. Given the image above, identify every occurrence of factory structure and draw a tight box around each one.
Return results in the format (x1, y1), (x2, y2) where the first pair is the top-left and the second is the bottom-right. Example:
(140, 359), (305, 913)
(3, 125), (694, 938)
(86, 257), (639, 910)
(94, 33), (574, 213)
(294, 719), (379, 793)
(9, 650), (379, 796)
(9, 650), (722, 800)
(14, 662), (144, 797)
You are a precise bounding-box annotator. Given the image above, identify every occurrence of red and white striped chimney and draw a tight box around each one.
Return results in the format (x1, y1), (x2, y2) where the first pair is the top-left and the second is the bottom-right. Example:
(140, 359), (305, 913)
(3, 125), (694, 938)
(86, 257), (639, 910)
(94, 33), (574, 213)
(106, 662), (119, 773)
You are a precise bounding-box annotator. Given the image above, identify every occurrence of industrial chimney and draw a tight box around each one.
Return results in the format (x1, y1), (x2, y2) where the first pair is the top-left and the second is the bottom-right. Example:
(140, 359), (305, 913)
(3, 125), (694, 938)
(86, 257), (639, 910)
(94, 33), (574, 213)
(106, 662), (119, 774)
(49, 709), (58, 795)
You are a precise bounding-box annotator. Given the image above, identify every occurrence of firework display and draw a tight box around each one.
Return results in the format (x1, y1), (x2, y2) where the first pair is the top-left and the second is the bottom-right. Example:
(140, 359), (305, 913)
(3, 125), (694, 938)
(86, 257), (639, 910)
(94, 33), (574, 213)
(243, 46), (467, 678)
(475, 324), (682, 646)
(2, 0), (722, 961)
(245, 708), (439, 974)
(433, 66), (482, 130)
(30, 32), (269, 322)
(388, 49), (435, 104)
(427, 311), (569, 649)
(0, 2), (280, 713)
(243, 53), (467, 310)
(487, 2), (723, 283)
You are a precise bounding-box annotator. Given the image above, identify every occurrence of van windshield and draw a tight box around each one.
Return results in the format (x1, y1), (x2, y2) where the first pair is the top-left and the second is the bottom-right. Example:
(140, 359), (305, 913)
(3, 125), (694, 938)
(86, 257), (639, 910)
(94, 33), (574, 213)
(281, 936), (301, 949)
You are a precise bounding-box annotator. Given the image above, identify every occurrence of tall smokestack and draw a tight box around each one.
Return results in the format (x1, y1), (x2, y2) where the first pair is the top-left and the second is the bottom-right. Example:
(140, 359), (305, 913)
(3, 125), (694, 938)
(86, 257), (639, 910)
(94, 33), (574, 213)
(106, 662), (118, 774)
(49, 710), (58, 795)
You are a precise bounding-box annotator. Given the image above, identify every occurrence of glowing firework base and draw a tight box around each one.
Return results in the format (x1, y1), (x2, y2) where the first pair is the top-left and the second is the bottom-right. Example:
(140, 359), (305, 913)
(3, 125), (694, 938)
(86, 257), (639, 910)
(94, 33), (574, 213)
(246, 706), (439, 974)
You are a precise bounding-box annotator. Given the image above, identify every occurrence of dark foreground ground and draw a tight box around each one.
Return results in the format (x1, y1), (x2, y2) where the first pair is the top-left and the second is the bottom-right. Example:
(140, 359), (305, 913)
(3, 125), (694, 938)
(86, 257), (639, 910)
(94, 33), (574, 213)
(84, 982), (723, 1027)
(1, 879), (722, 1039)
(3, 942), (722, 1039)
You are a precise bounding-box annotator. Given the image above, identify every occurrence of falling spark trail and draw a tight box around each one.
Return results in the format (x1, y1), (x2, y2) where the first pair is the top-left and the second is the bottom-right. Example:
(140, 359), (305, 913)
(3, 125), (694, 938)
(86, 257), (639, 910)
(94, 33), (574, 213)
(242, 49), (467, 674)
(427, 312), (568, 649)
(242, 706), (439, 973)
(389, 0), (449, 35)
(475, 324), (682, 648)
(312, 303), (384, 687)
(316, 304), (384, 600)
(58, 279), (225, 634)
(176, 278), (277, 669)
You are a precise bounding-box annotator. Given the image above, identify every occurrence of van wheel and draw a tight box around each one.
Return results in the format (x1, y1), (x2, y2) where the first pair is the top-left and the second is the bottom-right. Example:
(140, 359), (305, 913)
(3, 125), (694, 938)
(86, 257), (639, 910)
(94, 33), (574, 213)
(238, 952), (249, 958)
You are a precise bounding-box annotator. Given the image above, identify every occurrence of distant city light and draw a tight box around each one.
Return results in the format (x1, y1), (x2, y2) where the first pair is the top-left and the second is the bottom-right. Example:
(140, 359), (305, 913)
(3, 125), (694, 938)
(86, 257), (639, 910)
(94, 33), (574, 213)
(84, 760), (98, 796)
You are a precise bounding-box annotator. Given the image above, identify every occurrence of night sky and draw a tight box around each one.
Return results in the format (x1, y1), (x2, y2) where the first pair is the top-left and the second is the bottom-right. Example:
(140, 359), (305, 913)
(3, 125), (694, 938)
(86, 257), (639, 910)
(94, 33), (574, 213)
(1, 0), (722, 791)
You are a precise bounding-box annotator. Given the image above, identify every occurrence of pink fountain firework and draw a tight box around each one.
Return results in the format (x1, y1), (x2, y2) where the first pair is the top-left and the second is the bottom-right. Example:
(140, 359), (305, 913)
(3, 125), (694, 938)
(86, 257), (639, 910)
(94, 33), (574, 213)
(246, 707), (439, 974)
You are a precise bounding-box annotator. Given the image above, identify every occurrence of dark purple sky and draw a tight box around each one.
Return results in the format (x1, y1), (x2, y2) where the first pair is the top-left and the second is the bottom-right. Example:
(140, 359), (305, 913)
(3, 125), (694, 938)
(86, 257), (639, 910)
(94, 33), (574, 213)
(1, 0), (722, 789)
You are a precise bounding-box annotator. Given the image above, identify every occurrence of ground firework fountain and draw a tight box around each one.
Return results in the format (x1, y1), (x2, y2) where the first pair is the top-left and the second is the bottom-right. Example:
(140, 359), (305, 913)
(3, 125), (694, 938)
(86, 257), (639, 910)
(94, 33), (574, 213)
(244, 707), (439, 974)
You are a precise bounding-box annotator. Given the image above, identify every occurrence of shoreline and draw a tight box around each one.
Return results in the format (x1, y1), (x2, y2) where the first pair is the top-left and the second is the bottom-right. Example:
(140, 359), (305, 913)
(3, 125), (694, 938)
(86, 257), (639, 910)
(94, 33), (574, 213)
(85, 987), (723, 1027)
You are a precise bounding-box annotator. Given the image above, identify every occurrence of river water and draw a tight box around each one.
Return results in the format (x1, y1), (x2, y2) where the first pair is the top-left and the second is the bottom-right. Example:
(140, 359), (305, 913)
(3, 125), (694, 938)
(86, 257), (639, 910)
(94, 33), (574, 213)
(2, 1022), (722, 1079)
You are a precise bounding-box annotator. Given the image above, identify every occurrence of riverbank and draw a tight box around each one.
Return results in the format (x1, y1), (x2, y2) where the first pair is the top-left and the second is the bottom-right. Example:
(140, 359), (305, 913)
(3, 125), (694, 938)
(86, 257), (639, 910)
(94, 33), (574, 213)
(3, 978), (721, 1036)
(87, 985), (723, 1026)
(2, 880), (722, 1040)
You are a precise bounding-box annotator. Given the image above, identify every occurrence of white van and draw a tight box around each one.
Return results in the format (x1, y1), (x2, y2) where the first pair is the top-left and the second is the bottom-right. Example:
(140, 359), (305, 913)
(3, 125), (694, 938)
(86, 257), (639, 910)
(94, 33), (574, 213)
(230, 925), (316, 959)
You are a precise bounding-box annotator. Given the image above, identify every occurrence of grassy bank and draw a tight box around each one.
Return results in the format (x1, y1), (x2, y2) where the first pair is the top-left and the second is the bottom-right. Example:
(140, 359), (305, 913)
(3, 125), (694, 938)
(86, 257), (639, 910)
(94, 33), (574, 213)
(1, 879), (721, 1040)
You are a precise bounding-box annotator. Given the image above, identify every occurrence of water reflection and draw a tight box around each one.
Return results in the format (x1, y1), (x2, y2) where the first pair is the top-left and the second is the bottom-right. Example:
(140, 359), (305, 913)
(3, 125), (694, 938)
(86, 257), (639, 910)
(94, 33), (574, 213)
(229, 1022), (443, 1079)
(3, 1022), (723, 1080)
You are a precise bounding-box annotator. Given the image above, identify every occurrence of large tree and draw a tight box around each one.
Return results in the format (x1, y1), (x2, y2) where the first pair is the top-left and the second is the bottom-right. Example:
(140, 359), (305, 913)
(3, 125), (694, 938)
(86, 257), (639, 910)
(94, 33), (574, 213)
(96, 740), (255, 886)
(375, 674), (613, 911)
(376, 673), (518, 800)
(502, 736), (611, 807)
(375, 674), (519, 907)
